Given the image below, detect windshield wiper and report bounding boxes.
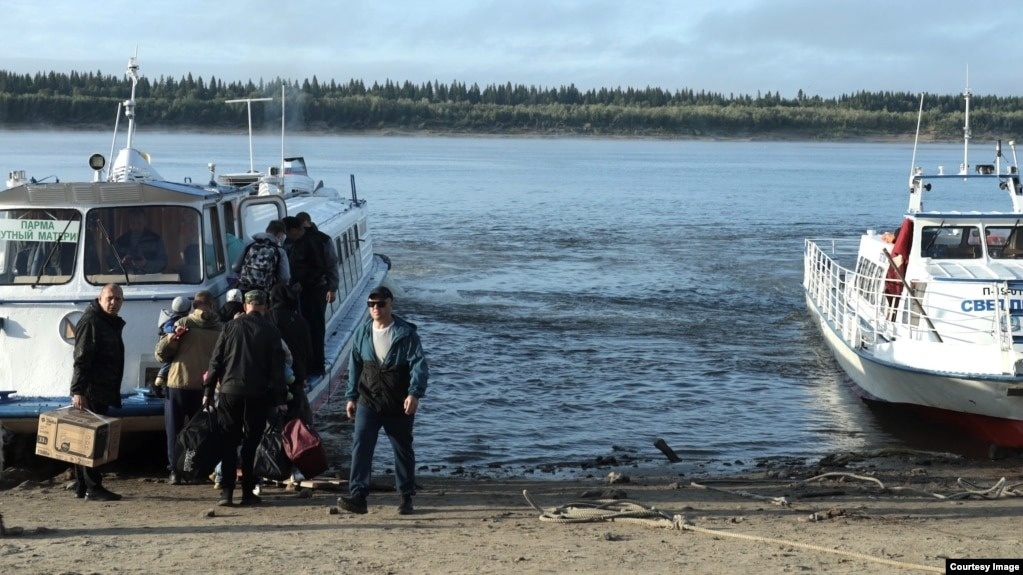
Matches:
[31,217,77,288]
[93,218,130,285]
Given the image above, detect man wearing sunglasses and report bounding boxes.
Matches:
[339,285,429,516]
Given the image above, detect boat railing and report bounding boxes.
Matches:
[804,238,1013,351]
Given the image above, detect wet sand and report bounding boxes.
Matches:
[2,450,1023,574]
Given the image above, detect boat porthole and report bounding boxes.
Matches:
[59,311,84,345]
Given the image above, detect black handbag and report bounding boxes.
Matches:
[175,409,221,482]
[253,415,292,481]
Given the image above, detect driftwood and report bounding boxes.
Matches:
[653,437,682,462]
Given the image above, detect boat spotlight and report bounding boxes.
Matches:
[88,154,105,171]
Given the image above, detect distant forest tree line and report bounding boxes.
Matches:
[2,69,1023,140]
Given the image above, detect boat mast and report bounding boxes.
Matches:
[961,69,971,175]
[123,51,140,152]
[225,96,273,173]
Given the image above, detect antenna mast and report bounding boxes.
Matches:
[124,48,140,151]
[961,67,971,175]
[225,97,273,172]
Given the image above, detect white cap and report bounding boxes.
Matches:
[226,288,243,303]
[171,296,191,313]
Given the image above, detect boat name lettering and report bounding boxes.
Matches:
[962,299,1023,312]
[981,287,1023,296]
[0,220,80,243]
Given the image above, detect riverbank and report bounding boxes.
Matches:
[1,450,1021,574]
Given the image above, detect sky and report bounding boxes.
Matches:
[6,0,1023,99]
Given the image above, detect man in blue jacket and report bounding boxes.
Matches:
[339,285,429,515]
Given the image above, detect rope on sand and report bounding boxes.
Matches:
[522,490,943,574]
[805,472,1023,500]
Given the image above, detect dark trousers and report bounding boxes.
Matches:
[349,404,416,498]
[164,388,204,471]
[300,286,327,374]
[74,403,109,492]
[217,393,269,493]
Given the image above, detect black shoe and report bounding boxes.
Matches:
[239,494,262,506]
[85,487,122,502]
[168,472,181,485]
[397,495,414,515]
[339,494,368,514]
[217,490,234,507]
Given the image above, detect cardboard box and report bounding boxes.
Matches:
[35,407,121,467]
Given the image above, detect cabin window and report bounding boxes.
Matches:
[854,257,884,307]
[919,226,982,259]
[984,226,1023,259]
[0,208,81,285]
[84,206,203,285]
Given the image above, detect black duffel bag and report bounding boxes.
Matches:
[175,409,221,482]
[253,414,292,481]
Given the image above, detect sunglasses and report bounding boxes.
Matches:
[367,300,389,308]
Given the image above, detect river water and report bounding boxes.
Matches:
[2,130,999,477]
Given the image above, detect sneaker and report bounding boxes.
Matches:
[338,494,368,514]
[85,487,122,502]
[239,494,262,506]
[397,495,414,515]
[168,472,181,485]
[213,481,221,490]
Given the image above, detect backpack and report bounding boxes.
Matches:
[282,418,328,478]
[174,410,221,482]
[238,237,280,291]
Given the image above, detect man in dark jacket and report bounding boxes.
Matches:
[339,286,429,516]
[266,282,313,424]
[203,289,288,506]
[282,216,329,376]
[70,283,126,501]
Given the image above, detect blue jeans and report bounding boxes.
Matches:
[349,404,416,498]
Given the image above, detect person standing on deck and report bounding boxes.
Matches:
[282,216,329,376]
[70,283,126,502]
[339,286,429,515]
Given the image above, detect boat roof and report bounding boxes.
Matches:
[0,180,238,206]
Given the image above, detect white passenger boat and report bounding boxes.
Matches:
[804,86,1023,448]
[0,56,389,439]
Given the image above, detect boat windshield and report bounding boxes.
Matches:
[920,225,983,259]
[986,225,1023,259]
[0,208,83,285]
[84,206,204,285]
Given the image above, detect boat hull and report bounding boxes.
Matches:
[806,294,1023,447]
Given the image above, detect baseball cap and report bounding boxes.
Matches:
[225,288,243,303]
[244,289,268,305]
[171,296,191,313]
[368,285,393,300]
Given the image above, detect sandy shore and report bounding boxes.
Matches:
[2,450,1023,574]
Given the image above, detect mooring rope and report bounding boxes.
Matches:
[522,490,943,574]
[805,472,1023,500]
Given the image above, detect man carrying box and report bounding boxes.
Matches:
[70,283,126,502]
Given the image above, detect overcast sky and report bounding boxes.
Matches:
[6,0,1021,98]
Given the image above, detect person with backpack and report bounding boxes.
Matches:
[232,220,290,294]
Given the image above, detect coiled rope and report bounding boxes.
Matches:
[522,490,942,574]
